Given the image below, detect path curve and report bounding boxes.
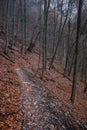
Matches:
[16,68,85,130]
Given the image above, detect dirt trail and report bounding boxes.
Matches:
[16,68,86,130]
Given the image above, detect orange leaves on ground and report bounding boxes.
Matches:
[0,52,24,129]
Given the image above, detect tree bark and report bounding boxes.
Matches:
[70,0,83,103]
[4,0,9,54]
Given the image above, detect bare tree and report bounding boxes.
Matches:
[70,0,83,103]
[4,0,9,54]
[41,0,51,79]
[21,0,26,54]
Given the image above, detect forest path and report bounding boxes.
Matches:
[16,68,83,130]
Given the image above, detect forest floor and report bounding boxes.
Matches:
[0,44,87,130]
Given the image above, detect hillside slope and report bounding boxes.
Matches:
[0,45,87,129]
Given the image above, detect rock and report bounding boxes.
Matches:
[62,125,66,129]
[50,103,56,108]
[84,125,87,129]
[48,124,56,130]
[5,94,10,98]
[34,101,37,105]
[65,112,69,116]
[27,112,32,116]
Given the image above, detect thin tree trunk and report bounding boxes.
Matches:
[70,0,83,103]
[11,0,16,48]
[21,0,26,54]
[4,0,9,54]
[41,0,50,79]
[24,0,26,50]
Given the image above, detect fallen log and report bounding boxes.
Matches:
[0,52,15,63]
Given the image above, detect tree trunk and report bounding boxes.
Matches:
[41,0,50,79]
[11,0,16,48]
[70,0,83,103]
[21,0,26,54]
[4,0,9,54]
